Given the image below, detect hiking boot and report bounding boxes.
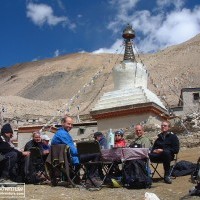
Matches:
[0,178,18,187]
[85,177,102,188]
[164,176,172,184]
[92,177,103,187]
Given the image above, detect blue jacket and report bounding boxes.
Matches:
[42,144,50,151]
[51,128,79,165]
[99,135,107,149]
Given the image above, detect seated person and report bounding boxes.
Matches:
[93,131,108,179]
[24,132,50,183]
[51,116,79,165]
[129,124,152,148]
[149,121,179,184]
[24,132,49,156]
[0,123,30,184]
[114,129,126,148]
[93,131,107,149]
[51,116,102,185]
[41,134,51,151]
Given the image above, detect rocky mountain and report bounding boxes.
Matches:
[0,34,200,120]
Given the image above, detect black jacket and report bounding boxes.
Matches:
[152,132,179,155]
[0,135,22,156]
[24,140,44,153]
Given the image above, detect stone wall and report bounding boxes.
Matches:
[178,132,200,148]
[182,90,200,115]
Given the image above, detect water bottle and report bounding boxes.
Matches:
[107,128,114,149]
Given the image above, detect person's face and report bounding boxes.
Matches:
[63,117,73,132]
[5,132,13,139]
[33,133,41,143]
[96,136,101,141]
[135,125,144,137]
[43,140,49,145]
[115,134,122,141]
[161,122,170,132]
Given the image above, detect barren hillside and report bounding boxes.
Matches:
[0,34,200,119]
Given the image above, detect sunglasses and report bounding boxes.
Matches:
[115,134,122,136]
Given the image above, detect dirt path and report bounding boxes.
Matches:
[24,147,200,200]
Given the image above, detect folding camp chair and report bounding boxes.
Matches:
[28,147,47,183]
[151,153,178,179]
[45,144,76,187]
[76,140,114,190]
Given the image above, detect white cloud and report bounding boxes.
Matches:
[109,0,139,11]
[54,49,60,57]
[56,0,65,10]
[155,8,200,47]
[92,39,124,54]
[108,0,139,33]
[32,58,38,62]
[137,6,200,52]
[26,2,76,29]
[103,0,200,53]
[156,0,185,10]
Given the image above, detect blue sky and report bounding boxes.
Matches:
[0,0,200,68]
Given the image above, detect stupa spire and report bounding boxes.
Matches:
[122,24,135,62]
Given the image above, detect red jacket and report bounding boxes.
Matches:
[115,139,126,147]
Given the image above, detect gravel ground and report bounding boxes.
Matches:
[21,147,200,200]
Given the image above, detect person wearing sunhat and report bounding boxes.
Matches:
[114,129,126,148]
[0,123,30,184]
[41,134,51,151]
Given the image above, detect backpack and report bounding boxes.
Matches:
[191,157,200,183]
[171,160,197,177]
[122,159,152,189]
[189,157,200,197]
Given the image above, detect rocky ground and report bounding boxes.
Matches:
[23,147,199,200]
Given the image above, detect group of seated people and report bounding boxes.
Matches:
[0,116,179,186]
[94,124,152,149]
[93,122,179,184]
[0,124,51,184]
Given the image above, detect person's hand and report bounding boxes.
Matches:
[153,149,163,154]
[43,150,49,155]
[22,151,30,156]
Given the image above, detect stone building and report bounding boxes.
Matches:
[171,87,200,116]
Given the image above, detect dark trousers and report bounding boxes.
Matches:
[24,155,46,179]
[149,151,174,176]
[1,151,18,179]
[79,153,101,178]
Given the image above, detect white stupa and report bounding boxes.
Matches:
[91,24,168,131]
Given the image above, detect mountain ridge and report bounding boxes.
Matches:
[0,34,200,119]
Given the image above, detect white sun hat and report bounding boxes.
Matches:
[41,135,50,141]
